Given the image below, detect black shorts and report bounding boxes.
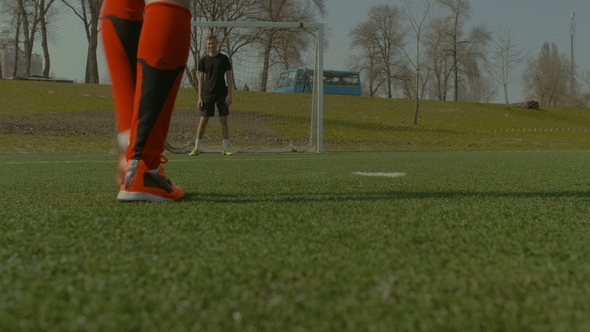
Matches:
[201,94,229,117]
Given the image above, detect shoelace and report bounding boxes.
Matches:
[156,155,169,176]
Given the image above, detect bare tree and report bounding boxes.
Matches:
[393,61,416,99]
[187,1,206,89]
[350,4,405,99]
[12,9,22,76]
[522,42,570,106]
[347,33,386,97]
[436,0,470,101]
[1,0,58,77]
[0,0,22,76]
[425,1,490,103]
[423,16,453,101]
[484,30,526,108]
[581,70,590,84]
[580,70,590,91]
[62,0,102,83]
[16,0,42,76]
[38,0,57,77]
[187,0,258,89]
[250,0,325,92]
[456,24,491,102]
[0,27,10,78]
[460,73,496,103]
[579,70,590,108]
[399,0,432,124]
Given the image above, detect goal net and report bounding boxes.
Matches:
[166,21,324,154]
[166,21,590,154]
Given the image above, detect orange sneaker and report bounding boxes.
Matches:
[117,156,184,202]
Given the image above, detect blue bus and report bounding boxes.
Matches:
[276,68,362,96]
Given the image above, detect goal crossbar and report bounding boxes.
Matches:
[191,21,324,153]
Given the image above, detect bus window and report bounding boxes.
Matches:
[345,75,359,86]
[278,72,287,87]
[277,69,361,96]
[287,70,297,86]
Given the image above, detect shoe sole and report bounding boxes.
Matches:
[117,190,182,202]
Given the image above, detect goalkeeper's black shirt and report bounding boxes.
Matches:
[198,53,232,97]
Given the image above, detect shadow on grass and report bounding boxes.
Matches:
[183,190,590,204]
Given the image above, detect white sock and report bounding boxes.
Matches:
[223,139,229,149]
[117,130,130,150]
[195,138,201,150]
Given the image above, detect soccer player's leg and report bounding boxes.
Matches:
[101,0,144,183]
[190,99,214,155]
[118,0,191,202]
[218,96,232,155]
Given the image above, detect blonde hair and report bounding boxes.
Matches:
[205,35,217,42]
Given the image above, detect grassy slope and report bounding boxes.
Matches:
[0,80,114,114]
[1,151,590,330]
[1,79,590,153]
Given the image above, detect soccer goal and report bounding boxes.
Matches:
[167,21,324,154]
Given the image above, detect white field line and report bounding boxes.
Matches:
[1,157,311,165]
[353,171,406,178]
[2,160,113,165]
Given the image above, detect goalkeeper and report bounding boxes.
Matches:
[189,35,234,156]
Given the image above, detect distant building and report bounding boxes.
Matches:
[0,27,43,78]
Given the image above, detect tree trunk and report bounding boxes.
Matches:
[386,75,392,98]
[413,29,421,125]
[414,65,420,124]
[63,0,102,83]
[413,91,419,124]
[503,83,509,108]
[40,0,55,77]
[85,0,101,84]
[17,0,33,76]
[12,13,22,77]
[260,35,273,92]
[40,7,50,77]
[453,38,458,101]
[85,39,99,83]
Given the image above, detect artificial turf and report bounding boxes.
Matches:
[1,150,590,331]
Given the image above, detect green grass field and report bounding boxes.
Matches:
[2,80,590,330]
[2,151,590,331]
[2,79,590,154]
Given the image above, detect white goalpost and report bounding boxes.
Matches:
[172,20,324,153]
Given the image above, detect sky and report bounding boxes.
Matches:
[34,0,590,103]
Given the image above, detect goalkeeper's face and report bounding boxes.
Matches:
[206,39,219,56]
